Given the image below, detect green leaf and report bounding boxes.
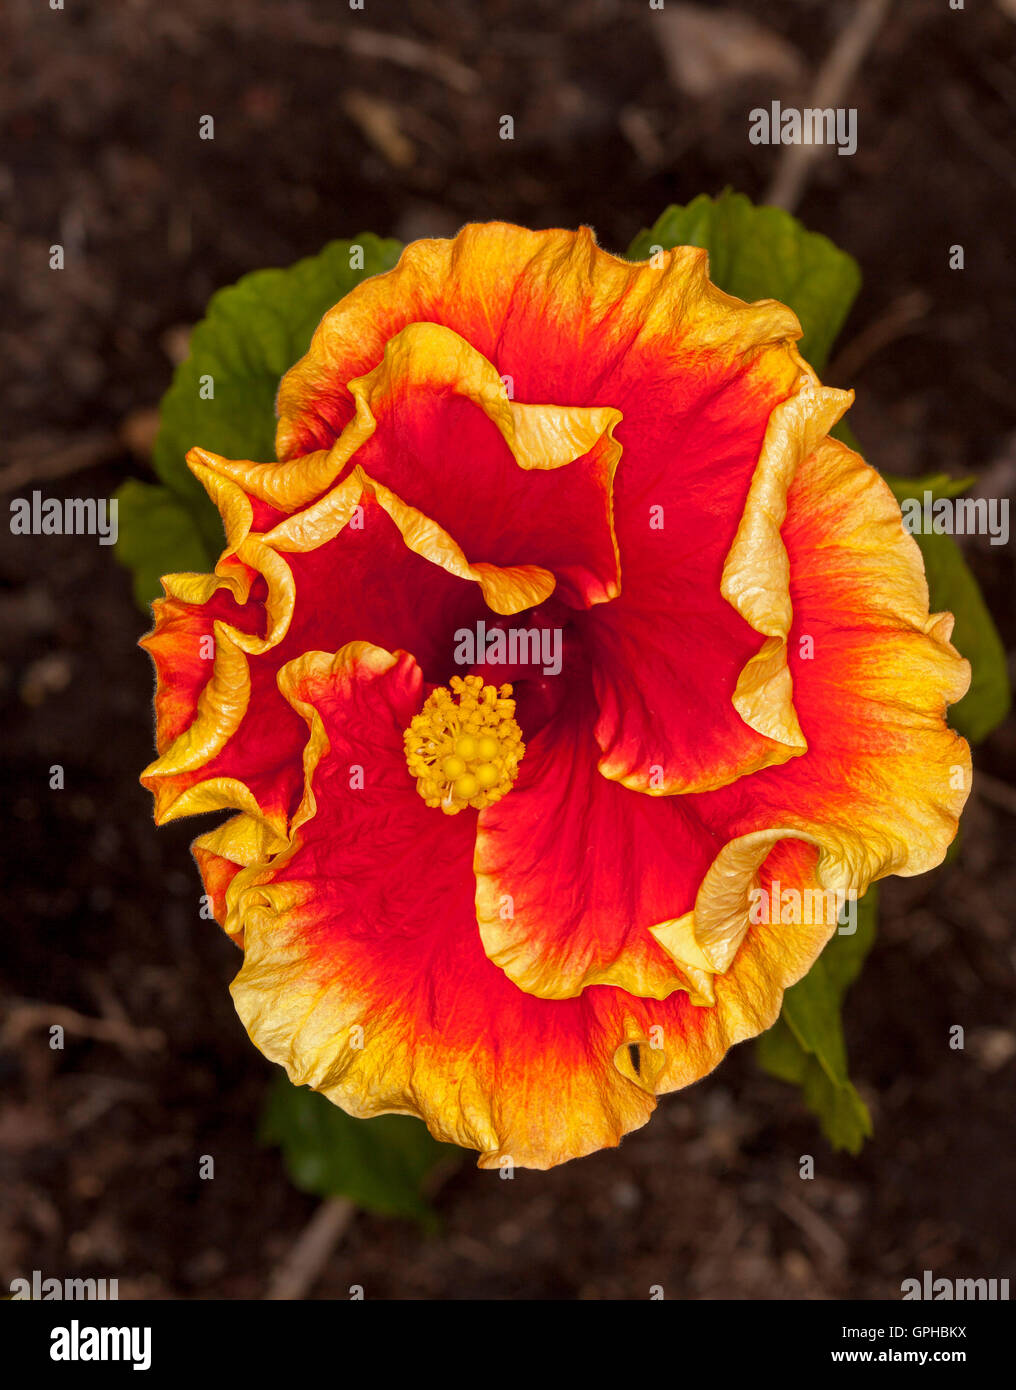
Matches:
[113,479,218,609]
[260,1076,461,1227]
[781,891,877,1090]
[754,1015,809,1086]
[884,473,1011,742]
[757,1020,873,1155]
[756,886,878,1153]
[800,1064,872,1154]
[885,472,975,504]
[116,234,403,607]
[627,190,861,373]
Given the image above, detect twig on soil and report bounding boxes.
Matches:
[342,91,416,169]
[766,0,893,213]
[1,1000,164,1057]
[0,432,122,496]
[266,14,480,95]
[264,1197,356,1300]
[777,1190,848,1269]
[344,28,480,95]
[64,1077,150,1134]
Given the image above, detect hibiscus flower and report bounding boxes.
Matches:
[141,222,970,1169]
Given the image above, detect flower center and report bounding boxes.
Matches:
[403,675,525,815]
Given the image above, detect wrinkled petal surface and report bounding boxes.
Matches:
[141,221,971,1170]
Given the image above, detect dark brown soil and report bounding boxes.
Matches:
[2,0,1015,1299]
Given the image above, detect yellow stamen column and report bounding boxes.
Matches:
[404,675,525,814]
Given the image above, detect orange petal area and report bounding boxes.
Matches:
[686,437,971,901]
[141,450,537,846]
[225,643,655,1168]
[226,643,837,1167]
[648,828,835,997]
[621,835,840,1096]
[474,682,724,1001]
[347,325,622,609]
[273,221,859,794]
[142,582,261,755]
[587,366,852,796]
[192,813,287,938]
[274,224,808,462]
[139,220,976,1169]
[205,322,623,611]
[720,377,851,752]
[140,525,295,837]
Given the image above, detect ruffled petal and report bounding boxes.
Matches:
[685,438,971,897]
[140,219,973,1171]
[192,813,285,937]
[276,223,807,460]
[346,324,622,609]
[616,836,838,1096]
[227,643,660,1168]
[228,645,842,1166]
[585,367,851,796]
[141,454,527,837]
[215,322,623,610]
[273,222,858,794]
[474,681,723,1001]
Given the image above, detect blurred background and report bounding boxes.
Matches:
[2,0,1015,1299]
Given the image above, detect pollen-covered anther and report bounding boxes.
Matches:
[403,674,525,814]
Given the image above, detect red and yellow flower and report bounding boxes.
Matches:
[141,222,970,1169]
